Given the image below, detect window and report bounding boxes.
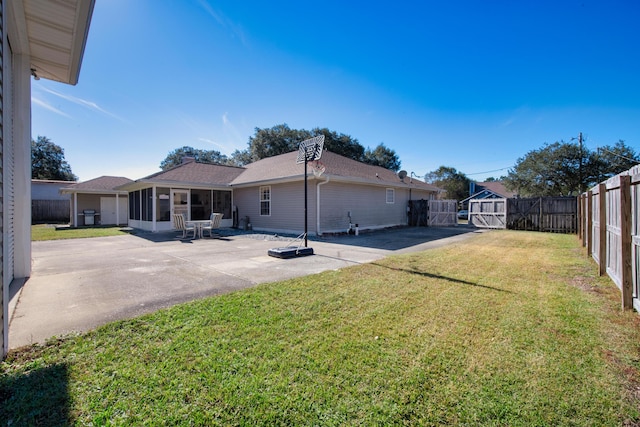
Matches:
[386,188,395,204]
[129,190,141,220]
[157,188,170,221]
[260,186,271,216]
[142,188,153,221]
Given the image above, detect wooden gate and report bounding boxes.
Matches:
[408,200,457,226]
[469,198,507,229]
[408,200,429,226]
[428,200,457,226]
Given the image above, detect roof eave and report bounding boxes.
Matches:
[116,179,234,192]
[18,0,96,85]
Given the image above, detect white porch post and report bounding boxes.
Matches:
[152,186,157,232]
[12,52,31,280]
[115,194,120,225]
[73,192,78,227]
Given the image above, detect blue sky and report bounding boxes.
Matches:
[32,0,640,182]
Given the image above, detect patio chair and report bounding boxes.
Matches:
[202,213,223,238]
[172,213,196,239]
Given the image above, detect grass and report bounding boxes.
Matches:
[3,230,640,425]
[31,224,132,241]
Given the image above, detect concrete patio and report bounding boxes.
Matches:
[9,226,484,349]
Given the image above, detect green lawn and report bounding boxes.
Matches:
[31,224,132,241]
[3,230,639,425]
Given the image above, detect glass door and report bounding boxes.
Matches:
[171,190,190,219]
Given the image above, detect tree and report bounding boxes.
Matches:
[594,140,639,181]
[425,166,470,200]
[504,139,639,197]
[229,124,308,165]
[31,136,77,181]
[160,146,228,170]
[363,143,401,172]
[505,141,597,197]
[309,127,365,162]
[230,124,402,170]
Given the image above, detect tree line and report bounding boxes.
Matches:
[160,124,401,172]
[32,130,638,201]
[425,139,638,200]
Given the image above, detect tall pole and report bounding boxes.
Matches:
[304,156,308,247]
[578,132,583,193]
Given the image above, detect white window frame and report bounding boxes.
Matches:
[260,186,271,216]
[386,188,395,204]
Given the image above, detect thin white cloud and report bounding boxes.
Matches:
[499,117,516,128]
[31,97,72,118]
[220,112,246,151]
[198,137,226,151]
[39,87,128,123]
[197,0,249,47]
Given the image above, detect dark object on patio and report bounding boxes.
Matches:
[268,246,314,258]
[268,233,314,258]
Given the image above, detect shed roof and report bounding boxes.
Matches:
[61,176,132,193]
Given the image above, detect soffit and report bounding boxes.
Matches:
[21,0,95,85]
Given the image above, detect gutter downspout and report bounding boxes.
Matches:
[316,176,330,236]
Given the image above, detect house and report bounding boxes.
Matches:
[2,0,95,357]
[118,150,441,236]
[60,176,133,226]
[459,181,518,209]
[32,179,75,223]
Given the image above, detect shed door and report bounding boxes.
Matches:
[100,196,128,225]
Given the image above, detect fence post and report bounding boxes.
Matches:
[598,183,607,276]
[578,193,587,247]
[620,175,633,309]
[587,191,593,255]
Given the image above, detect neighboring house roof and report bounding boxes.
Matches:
[14,0,95,85]
[231,150,441,192]
[460,181,518,204]
[475,181,517,198]
[61,176,133,194]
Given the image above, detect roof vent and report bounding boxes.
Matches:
[182,156,196,164]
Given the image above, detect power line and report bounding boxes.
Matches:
[466,166,512,176]
[598,147,639,163]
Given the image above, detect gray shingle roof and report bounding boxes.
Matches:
[117,150,440,193]
[141,162,245,186]
[232,150,441,192]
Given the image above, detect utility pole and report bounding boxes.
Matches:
[578,132,583,193]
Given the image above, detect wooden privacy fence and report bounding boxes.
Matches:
[32,200,70,224]
[470,197,577,233]
[579,164,640,311]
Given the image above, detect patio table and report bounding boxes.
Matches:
[186,219,212,239]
